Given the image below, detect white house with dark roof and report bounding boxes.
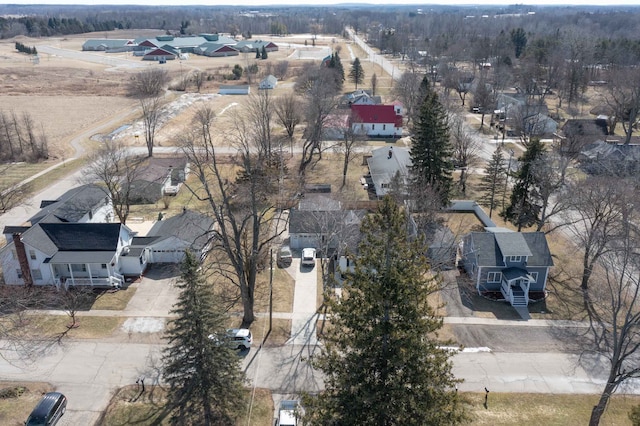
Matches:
[366,146,412,198]
[0,223,134,288]
[461,229,553,308]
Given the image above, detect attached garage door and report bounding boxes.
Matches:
[152,249,185,263]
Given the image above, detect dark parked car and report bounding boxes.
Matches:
[277,245,293,268]
[25,392,67,426]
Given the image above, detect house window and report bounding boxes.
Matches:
[383,124,386,130]
[529,272,538,282]
[31,269,42,280]
[71,264,87,272]
[487,272,502,283]
[29,250,36,260]
[508,256,522,263]
[101,264,108,269]
[372,124,375,130]
[16,269,22,279]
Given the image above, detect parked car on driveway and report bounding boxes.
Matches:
[301,248,316,268]
[277,245,293,268]
[276,400,302,426]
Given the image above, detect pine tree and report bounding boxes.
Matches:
[255,48,260,59]
[163,251,246,426]
[349,57,365,89]
[410,76,454,205]
[327,52,345,90]
[304,196,466,425]
[478,144,507,218]
[502,137,546,231]
[261,45,267,59]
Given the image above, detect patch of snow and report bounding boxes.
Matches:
[122,317,165,333]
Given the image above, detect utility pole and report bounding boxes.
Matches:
[269,248,273,333]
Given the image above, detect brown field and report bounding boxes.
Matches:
[1,30,389,164]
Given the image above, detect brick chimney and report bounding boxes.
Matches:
[12,233,33,286]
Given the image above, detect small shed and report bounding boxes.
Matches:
[219,85,250,95]
[259,75,278,90]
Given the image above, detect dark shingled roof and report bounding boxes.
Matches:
[147,209,213,250]
[29,184,108,224]
[39,223,121,251]
[467,231,553,268]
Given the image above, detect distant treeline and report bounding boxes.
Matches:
[14,42,36,55]
[0,16,128,38]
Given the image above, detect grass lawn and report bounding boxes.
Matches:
[0,382,55,426]
[99,385,273,426]
[90,286,137,311]
[21,315,123,339]
[464,392,640,426]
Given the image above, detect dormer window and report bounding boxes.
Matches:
[508,256,523,262]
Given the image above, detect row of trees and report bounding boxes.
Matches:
[14,42,36,55]
[0,110,48,163]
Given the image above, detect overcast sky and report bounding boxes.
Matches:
[4,1,640,6]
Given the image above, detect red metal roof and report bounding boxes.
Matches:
[351,104,402,127]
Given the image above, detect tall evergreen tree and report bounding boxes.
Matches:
[502,138,546,231]
[304,196,466,425]
[327,52,345,90]
[261,45,268,59]
[478,144,507,218]
[410,77,454,205]
[163,252,246,426]
[349,57,365,89]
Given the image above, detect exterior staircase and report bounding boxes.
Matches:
[511,289,527,307]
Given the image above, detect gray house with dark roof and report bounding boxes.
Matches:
[28,184,113,225]
[461,229,553,307]
[288,209,366,254]
[366,146,412,198]
[145,209,214,263]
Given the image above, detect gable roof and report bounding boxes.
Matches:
[29,184,108,225]
[351,104,402,127]
[38,223,122,251]
[366,146,412,196]
[289,209,366,235]
[137,156,188,184]
[147,209,213,250]
[467,231,553,268]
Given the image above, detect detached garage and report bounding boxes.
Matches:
[219,85,250,95]
[145,209,214,263]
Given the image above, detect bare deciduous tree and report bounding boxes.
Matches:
[449,113,481,195]
[562,176,631,291]
[602,66,640,144]
[299,69,340,176]
[332,111,367,189]
[84,142,145,225]
[128,68,169,98]
[180,109,284,326]
[392,71,423,126]
[140,96,162,157]
[586,228,640,426]
[245,90,274,159]
[274,93,302,149]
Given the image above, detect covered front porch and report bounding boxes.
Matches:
[500,267,535,307]
[46,251,124,290]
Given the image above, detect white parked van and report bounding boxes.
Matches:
[277,400,301,426]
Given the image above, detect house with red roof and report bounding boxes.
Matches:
[350,104,403,138]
